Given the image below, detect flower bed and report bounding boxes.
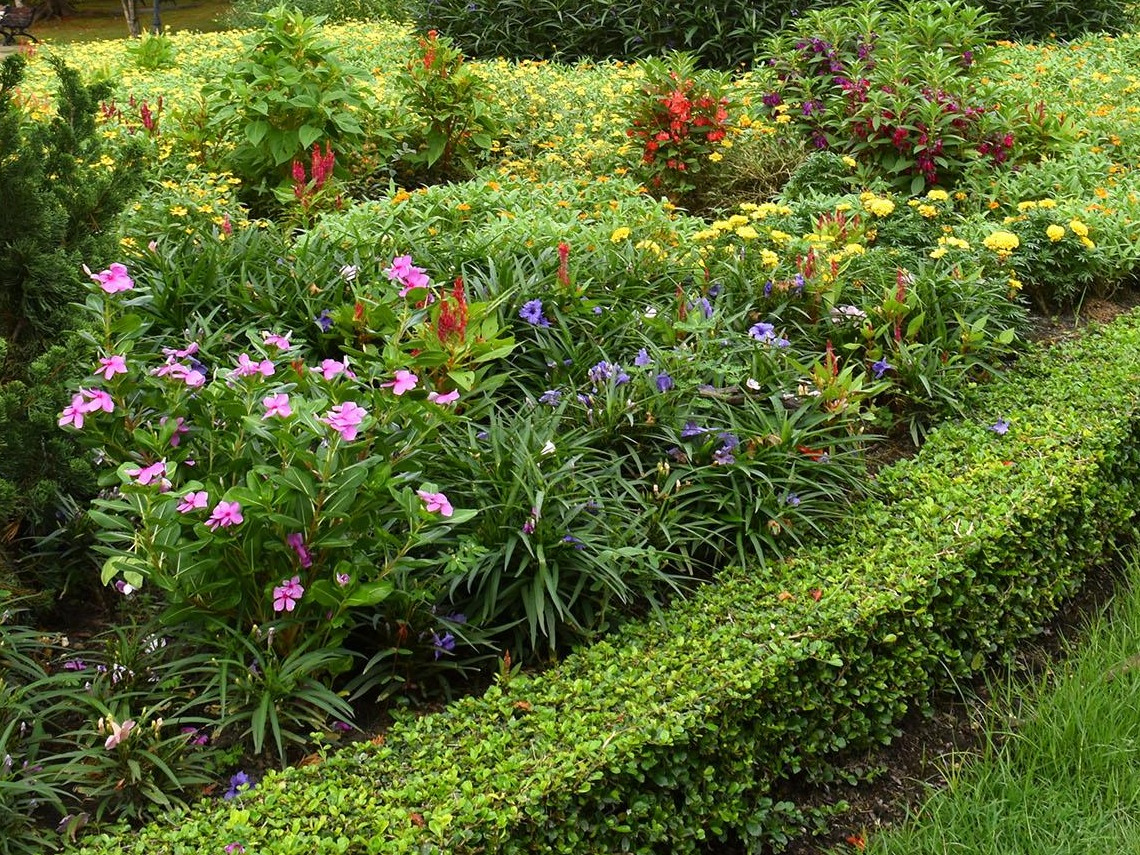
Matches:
[75,308,1140,854]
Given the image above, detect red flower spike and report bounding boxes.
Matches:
[557,242,570,287]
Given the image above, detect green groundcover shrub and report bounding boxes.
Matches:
[413,0,1134,68]
[75,308,1140,853]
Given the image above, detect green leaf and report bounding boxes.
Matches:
[298,124,323,149]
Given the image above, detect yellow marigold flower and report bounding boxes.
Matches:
[1037,199,1057,208]
[1046,224,1066,241]
[860,194,895,217]
[930,247,948,259]
[739,115,753,128]
[983,230,1020,253]
[844,243,865,256]
[760,249,780,268]
[709,152,724,162]
[1069,218,1089,237]
[926,189,949,202]
[727,214,749,227]
[1080,235,1096,249]
[693,229,719,243]
[842,156,857,168]
[735,225,759,240]
[1017,200,1038,212]
[711,220,731,232]
[170,206,188,217]
[610,227,631,243]
[918,204,938,218]
[775,114,792,124]
[1008,276,1023,292]
[769,230,792,245]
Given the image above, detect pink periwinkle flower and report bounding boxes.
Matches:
[176,490,209,514]
[232,353,274,379]
[314,357,356,381]
[96,355,128,380]
[161,342,199,359]
[335,572,351,587]
[79,388,114,414]
[58,393,88,429]
[160,415,189,447]
[321,401,368,441]
[286,533,313,568]
[382,369,419,396]
[205,500,243,531]
[262,393,293,420]
[416,490,454,518]
[384,255,431,297]
[272,575,305,612]
[85,262,134,294]
[427,389,460,405]
[261,331,292,350]
[126,459,168,487]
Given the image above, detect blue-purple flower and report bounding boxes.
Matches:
[519,299,551,327]
[655,372,674,393]
[315,309,333,332]
[989,417,1011,435]
[223,771,254,800]
[539,389,561,406]
[680,421,706,439]
[872,357,893,379]
[634,348,652,367]
[430,631,456,660]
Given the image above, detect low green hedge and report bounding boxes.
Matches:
[79,311,1140,853]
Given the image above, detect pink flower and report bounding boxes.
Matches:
[96,355,128,380]
[126,460,168,487]
[78,388,114,414]
[58,393,88,429]
[261,331,292,350]
[176,490,209,513]
[205,500,243,531]
[160,415,189,446]
[161,342,199,359]
[427,389,460,405]
[417,490,454,518]
[153,359,207,388]
[85,262,134,294]
[335,572,351,587]
[232,353,274,378]
[272,575,305,612]
[321,401,367,441]
[285,533,312,568]
[313,357,355,381]
[104,718,136,749]
[262,393,292,419]
[382,369,418,396]
[384,255,431,297]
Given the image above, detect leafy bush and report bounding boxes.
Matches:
[622,52,733,201]
[759,0,1038,195]
[0,54,144,595]
[203,6,373,206]
[71,308,1140,855]
[973,0,1136,40]
[228,0,414,28]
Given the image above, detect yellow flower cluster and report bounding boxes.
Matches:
[983,230,1020,254]
[860,192,895,217]
[1046,224,1066,241]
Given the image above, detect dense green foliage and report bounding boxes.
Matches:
[74,306,1140,853]
[0,55,143,590]
[414,0,1136,67]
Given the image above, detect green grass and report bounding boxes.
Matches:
[864,556,1140,855]
[29,0,232,44]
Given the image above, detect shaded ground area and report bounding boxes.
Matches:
[27,0,231,43]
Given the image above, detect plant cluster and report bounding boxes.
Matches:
[623,52,733,200]
[759,1,1038,194]
[72,304,1140,855]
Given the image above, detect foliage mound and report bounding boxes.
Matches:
[72,306,1140,853]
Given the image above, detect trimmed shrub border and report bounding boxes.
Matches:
[81,310,1140,854]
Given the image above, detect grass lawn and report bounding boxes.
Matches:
[29,0,232,43]
[864,553,1140,855]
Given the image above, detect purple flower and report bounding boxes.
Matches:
[655,372,674,393]
[680,421,706,439]
[430,631,456,660]
[634,348,652,367]
[286,533,313,568]
[315,309,333,332]
[689,297,714,319]
[519,299,551,327]
[718,432,740,450]
[562,534,585,550]
[872,357,893,379]
[989,417,1011,435]
[763,280,774,298]
[785,493,801,507]
[63,659,86,671]
[181,727,209,747]
[522,519,536,535]
[223,771,253,800]
[331,721,352,733]
[712,446,735,466]
[539,389,561,406]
